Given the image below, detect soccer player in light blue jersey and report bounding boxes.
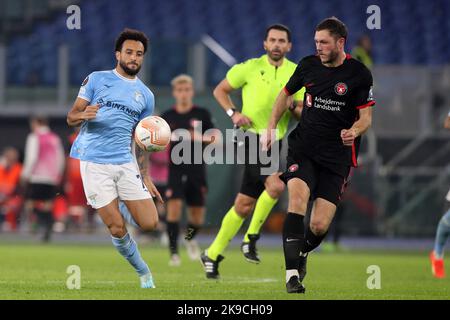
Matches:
[67,29,162,288]
[429,111,450,279]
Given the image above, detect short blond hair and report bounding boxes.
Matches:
[171,74,194,87]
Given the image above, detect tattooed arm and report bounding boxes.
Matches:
[135,144,163,203]
[135,144,149,179]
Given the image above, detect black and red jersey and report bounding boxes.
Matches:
[161,105,214,171]
[284,54,375,168]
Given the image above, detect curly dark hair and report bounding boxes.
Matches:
[114,28,149,53]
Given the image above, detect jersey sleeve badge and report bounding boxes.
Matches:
[81,76,89,86]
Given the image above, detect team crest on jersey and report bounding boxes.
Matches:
[305,93,313,107]
[81,76,89,86]
[134,91,143,103]
[334,82,348,96]
[288,164,299,172]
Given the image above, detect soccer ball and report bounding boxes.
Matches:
[134,116,171,152]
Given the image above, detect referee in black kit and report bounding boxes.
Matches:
[262,17,375,293]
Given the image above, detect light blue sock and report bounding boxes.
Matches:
[119,201,139,228]
[434,208,450,258]
[112,233,150,277]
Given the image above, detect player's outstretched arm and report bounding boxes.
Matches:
[444,115,450,130]
[261,90,290,150]
[341,107,373,146]
[66,98,99,127]
[213,79,252,127]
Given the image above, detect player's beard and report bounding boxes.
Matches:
[267,49,285,62]
[120,60,141,76]
[321,48,340,65]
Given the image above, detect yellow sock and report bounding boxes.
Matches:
[207,207,244,260]
[244,191,277,242]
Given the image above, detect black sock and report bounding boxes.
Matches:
[302,224,328,253]
[282,213,305,271]
[35,209,53,226]
[185,223,200,241]
[35,209,53,242]
[167,222,179,255]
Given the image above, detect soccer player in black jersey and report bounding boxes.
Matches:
[262,17,375,293]
[161,74,220,266]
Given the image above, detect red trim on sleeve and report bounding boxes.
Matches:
[356,101,375,110]
[351,143,358,167]
[283,87,292,96]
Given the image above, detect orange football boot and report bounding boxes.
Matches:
[430,251,445,278]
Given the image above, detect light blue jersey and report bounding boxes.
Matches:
[70,69,154,164]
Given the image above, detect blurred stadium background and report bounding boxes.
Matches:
[0,0,449,246]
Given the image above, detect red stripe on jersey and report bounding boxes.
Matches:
[356,101,375,110]
[338,167,354,202]
[283,87,292,96]
[351,142,358,167]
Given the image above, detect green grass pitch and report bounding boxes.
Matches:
[0,244,448,300]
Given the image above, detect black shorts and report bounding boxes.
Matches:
[154,184,168,202]
[26,183,57,201]
[166,167,207,206]
[280,151,351,206]
[237,132,283,199]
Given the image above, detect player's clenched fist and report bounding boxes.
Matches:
[341,128,357,146]
[81,104,100,120]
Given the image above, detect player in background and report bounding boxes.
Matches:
[161,74,221,266]
[147,147,170,244]
[201,24,304,279]
[21,116,65,242]
[263,17,374,293]
[429,111,450,278]
[351,34,373,70]
[66,28,162,288]
[0,147,22,231]
[61,127,96,232]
